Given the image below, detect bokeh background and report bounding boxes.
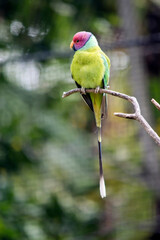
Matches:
[0,0,160,239]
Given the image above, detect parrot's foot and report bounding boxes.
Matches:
[107,85,110,89]
[95,86,100,94]
[80,87,86,95]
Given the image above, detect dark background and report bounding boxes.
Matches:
[0,0,160,239]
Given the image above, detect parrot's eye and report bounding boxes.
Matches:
[76,40,79,43]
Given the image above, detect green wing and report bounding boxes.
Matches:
[100,52,110,118]
[100,52,110,87]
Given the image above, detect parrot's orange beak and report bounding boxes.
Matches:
[70,40,74,49]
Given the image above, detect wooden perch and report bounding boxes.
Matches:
[62,88,160,147]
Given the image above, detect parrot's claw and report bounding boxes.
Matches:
[95,86,100,94]
[107,85,110,89]
[80,87,86,95]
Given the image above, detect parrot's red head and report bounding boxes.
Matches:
[70,31,92,51]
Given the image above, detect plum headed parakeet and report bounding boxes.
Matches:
[70,31,110,198]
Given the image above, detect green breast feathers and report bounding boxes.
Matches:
[71,46,109,89]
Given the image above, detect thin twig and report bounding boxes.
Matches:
[62,88,160,146]
[151,98,160,111]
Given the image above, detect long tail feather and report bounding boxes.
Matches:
[90,93,106,198]
[98,127,106,198]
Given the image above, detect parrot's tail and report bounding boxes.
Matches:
[90,93,106,198]
[98,127,106,198]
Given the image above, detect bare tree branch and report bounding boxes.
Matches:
[62,88,160,146]
[151,98,160,111]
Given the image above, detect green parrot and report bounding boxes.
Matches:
[70,31,110,198]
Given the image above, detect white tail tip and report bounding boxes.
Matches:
[100,176,106,198]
